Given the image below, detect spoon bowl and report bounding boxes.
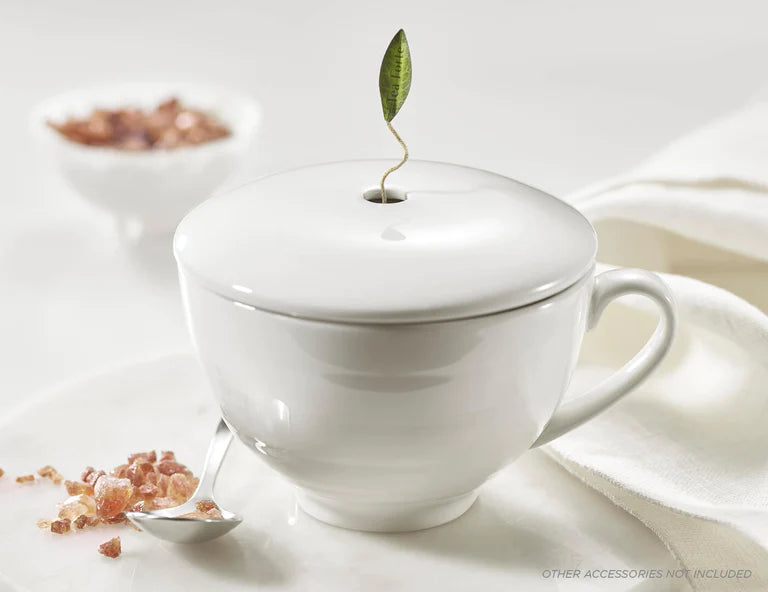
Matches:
[127,419,241,543]
[127,508,242,544]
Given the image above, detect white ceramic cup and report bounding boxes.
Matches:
[178,260,675,533]
[175,160,676,532]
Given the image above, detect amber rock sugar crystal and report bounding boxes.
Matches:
[38,465,64,484]
[49,98,230,151]
[37,449,203,557]
[179,499,224,520]
[98,537,121,559]
[50,519,71,534]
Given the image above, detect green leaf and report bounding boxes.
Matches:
[379,29,412,122]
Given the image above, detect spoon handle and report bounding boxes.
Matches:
[193,419,234,500]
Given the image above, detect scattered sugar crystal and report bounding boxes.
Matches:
[37,448,205,555]
[127,451,156,464]
[65,480,93,496]
[72,515,100,529]
[98,537,121,559]
[58,494,97,520]
[101,512,128,525]
[155,460,191,476]
[94,476,134,518]
[138,483,160,498]
[37,465,63,484]
[51,519,71,534]
[177,500,224,520]
[145,496,175,510]
[82,468,106,487]
[111,464,129,479]
[167,473,197,502]
[196,500,219,513]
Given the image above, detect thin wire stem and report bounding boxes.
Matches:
[380,121,409,203]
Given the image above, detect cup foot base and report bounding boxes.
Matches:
[295,488,478,532]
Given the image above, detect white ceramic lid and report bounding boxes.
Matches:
[174,160,597,323]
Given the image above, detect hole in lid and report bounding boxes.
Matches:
[363,187,407,204]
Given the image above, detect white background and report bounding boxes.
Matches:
[2,0,767,413]
[1,2,765,586]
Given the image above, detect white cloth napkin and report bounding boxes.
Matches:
[548,102,768,591]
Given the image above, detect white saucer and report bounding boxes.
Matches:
[0,354,677,591]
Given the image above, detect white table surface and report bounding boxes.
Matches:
[1,1,766,589]
[0,354,681,592]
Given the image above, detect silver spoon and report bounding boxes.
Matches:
[126,419,242,543]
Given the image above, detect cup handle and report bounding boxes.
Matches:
[532,268,676,447]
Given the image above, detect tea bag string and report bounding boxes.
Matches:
[380,121,409,203]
